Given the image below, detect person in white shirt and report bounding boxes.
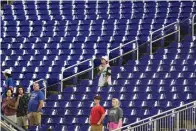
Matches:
[98,56,112,87]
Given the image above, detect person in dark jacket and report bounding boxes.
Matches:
[15,85,30,129]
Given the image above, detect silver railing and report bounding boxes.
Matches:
[150,21,180,55]
[28,79,47,99]
[60,58,94,92]
[108,39,139,62]
[60,40,139,92]
[113,101,196,131]
[192,14,196,36]
[1,114,26,131]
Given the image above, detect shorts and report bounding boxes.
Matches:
[108,122,122,131]
[91,124,103,131]
[17,116,28,126]
[28,112,42,126]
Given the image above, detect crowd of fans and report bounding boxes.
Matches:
[1,69,44,130]
[1,56,124,131]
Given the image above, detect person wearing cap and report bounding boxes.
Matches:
[89,96,105,131]
[107,98,123,131]
[98,56,112,87]
[2,69,15,98]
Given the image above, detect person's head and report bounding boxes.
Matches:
[16,85,25,96]
[6,88,13,97]
[2,69,12,79]
[33,82,40,91]
[94,96,101,105]
[112,98,120,108]
[101,56,109,65]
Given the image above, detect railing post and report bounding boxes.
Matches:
[192,14,196,36]
[153,119,156,131]
[178,22,181,42]
[176,112,180,131]
[136,41,139,61]
[44,80,47,99]
[91,58,94,80]
[150,32,153,55]
[120,43,123,65]
[61,69,64,92]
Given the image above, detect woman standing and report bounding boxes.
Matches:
[2,88,17,123]
[107,98,123,131]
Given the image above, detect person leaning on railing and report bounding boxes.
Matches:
[98,56,112,87]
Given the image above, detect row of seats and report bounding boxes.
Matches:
[44,91,195,101]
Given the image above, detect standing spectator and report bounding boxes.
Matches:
[28,82,44,126]
[98,56,112,87]
[2,69,15,98]
[15,85,30,129]
[2,88,17,123]
[107,98,123,131]
[89,96,105,131]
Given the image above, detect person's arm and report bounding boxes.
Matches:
[118,118,123,128]
[98,65,105,74]
[105,67,111,83]
[7,100,17,109]
[117,108,123,128]
[37,100,44,112]
[37,92,44,112]
[15,95,21,109]
[97,114,105,125]
[24,94,30,114]
[89,115,91,124]
[8,78,14,89]
[97,107,106,125]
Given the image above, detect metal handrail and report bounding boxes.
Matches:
[113,100,196,131]
[1,114,26,131]
[192,14,196,36]
[60,40,139,92]
[60,58,94,92]
[62,58,92,72]
[28,78,47,99]
[150,21,180,55]
[109,39,139,61]
[60,21,181,93]
[125,104,196,131]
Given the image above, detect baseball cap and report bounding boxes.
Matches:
[101,56,109,62]
[2,69,12,74]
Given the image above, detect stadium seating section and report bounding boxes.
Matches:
[1,1,196,131]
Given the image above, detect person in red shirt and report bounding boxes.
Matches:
[89,96,105,131]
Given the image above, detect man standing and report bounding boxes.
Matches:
[98,56,112,87]
[89,96,105,131]
[28,82,44,126]
[15,86,30,130]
